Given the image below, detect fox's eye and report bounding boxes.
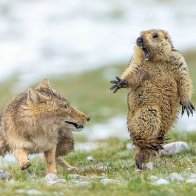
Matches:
[152,33,158,39]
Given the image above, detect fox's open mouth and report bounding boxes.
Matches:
[65,121,84,129]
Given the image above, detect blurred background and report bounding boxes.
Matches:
[0,0,196,149]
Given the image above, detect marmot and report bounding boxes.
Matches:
[110,29,194,170]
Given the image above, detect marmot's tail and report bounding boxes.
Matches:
[133,136,171,151]
[0,127,9,156]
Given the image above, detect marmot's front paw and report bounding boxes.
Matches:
[110,76,128,93]
[180,101,195,117]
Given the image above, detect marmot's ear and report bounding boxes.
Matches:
[37,78,51,89]
[162,30,175,49]
[27,88,48,104]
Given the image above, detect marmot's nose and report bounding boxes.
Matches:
[136,36,144,46]
[87,117,90,121]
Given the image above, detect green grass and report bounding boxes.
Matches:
[0,51,196,195]
[0,132,195,196]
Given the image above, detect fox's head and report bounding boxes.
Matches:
[27,79,90,131]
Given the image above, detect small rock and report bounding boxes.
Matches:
[186,178,196,184]
[47,178,67,186]
[100,178,121,185]
[55,179,67,184]
[45,173,58,182]
[45,173,67,185]
[146,162,153,170]
[153,178,170,185]
[87,156,94,161]
[126,143,135,150]
[0,170,12,180]
[168,173,184,182]
[161,142,189,156]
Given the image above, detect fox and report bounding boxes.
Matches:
[0,79,90,174]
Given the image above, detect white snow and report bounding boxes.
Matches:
[168,172,184,182]
[0,0,196,87]
[153,178,170,185]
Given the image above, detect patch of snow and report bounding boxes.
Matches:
[80,116,129,141]
[168,173,184,182]
[186,178,196,184]
[0,0,196,86]
[75,142,99,151]
[176,113,196,132]
[153,178,170,185]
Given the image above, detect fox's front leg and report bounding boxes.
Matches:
[44,147,57,174]
[13,148,31,170]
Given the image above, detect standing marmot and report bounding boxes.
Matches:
[110,29,194,170]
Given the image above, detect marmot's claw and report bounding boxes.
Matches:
[110,85,119,93]
[110,76,128,93]
[181,101,195,117]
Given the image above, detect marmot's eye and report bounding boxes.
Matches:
[152,33,158,39]
[64,104,68,108]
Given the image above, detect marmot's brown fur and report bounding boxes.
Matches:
[110,29,194,170]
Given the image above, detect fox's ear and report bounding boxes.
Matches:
[27,88,47,104]
[37,78,50,89]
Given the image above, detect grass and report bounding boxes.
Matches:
[0,132,195,196]
[0,51,196,195]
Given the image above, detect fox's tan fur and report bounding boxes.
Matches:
[0,79,89,174]
[110,29,194,170]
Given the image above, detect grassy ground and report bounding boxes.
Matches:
[0,51,196,195]
[0,132,195,196]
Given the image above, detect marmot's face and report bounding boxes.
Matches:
[136,29,173,61]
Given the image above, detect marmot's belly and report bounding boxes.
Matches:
[128,79,179,121]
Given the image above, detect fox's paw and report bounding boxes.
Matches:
[110,76,128,93]
[67,166,79,173]
[180,101,195,117]
[20,161,31,170]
